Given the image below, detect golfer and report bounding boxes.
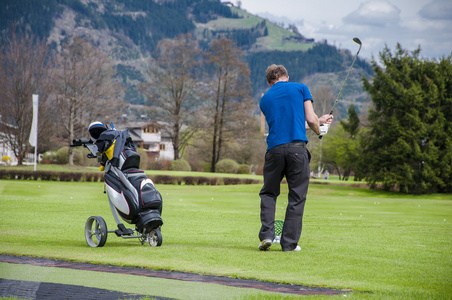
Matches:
[258,64,333,252]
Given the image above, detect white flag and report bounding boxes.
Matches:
[29,94,39,147]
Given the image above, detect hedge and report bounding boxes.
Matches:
[0,169,104,182]
[0,169,261,185]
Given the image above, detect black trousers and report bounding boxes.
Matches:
[259,142,310,251]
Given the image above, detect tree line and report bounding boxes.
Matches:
[1,23,450,193]
[0,28,257,173]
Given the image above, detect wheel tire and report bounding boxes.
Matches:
[149,229,162,247]
[85,216,108,247]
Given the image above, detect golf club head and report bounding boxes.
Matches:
[353,37,362,45]
[353,37,362,54]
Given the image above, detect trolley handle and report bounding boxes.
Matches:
[71,138,99,158]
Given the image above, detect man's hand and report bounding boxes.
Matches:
[318,114,333,139]
[319,114,333,125]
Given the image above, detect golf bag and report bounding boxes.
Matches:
[95,128,163,235]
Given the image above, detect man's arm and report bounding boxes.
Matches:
[304,100,320,135]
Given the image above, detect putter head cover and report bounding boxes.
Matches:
[88,121,107,139]
[319,123,329,136]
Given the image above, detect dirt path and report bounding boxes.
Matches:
[0,254,347,299]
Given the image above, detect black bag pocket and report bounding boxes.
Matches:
[125,169,163,210]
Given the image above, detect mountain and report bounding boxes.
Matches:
[0,0,373,118]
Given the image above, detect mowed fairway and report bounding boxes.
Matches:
[0,179,451,299]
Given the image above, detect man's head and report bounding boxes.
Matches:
[266,64,289,86]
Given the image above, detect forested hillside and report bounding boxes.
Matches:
[0,0,372,116]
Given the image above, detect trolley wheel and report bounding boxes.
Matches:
[149,228,162,247]
[85,216,108,247]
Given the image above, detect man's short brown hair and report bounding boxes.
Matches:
[266,64,288,85]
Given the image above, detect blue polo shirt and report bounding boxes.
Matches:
[260,81,313,150]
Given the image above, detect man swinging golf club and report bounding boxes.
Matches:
[258,64,333,252]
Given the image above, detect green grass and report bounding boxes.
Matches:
[0,180,451,299]
[230,8,314,51]
[193,8,314,52]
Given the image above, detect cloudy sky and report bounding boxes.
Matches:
[238,0,452,62]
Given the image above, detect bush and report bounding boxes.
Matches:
[40,157,52,164]
[0,169,261,185]
[72,148,86,166]
[42,151,58,164]
[216,159,239,174]
[171,159,191,171]
[238,164,251,174]
[148,160,171,171]
[202,162,211,172]
[186,159,207,172]
[136,148,150,170]
[70,146,101,167]
[183,176,197,185]
[56,147,69,164]
[161,160,171,170]
[152,175,178,185]
[223,177,241,185]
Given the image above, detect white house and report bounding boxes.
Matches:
[0,120,19,166]
[122,122,174,161]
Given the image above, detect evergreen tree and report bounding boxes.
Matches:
[340,104,360,138]
[362,44,452,193]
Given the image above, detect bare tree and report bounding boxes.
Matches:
[204,37,253,172]
[311,85,334,115]
[0,26,54,165]
[140,33,203,160]
[53,36,123,165]
[310,85,335,177]
[220,101,264,166]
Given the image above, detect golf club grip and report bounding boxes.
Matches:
[318,112,333,139]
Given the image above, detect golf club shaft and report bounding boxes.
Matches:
[319,38,361,140]
[329,43,362,115]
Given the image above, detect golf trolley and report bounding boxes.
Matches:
[71,122,163,248]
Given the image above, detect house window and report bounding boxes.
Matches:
[144,125,158,133]
[159,144,165,151]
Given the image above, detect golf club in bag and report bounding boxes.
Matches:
[71,122,163,247]
[319,37,362,139]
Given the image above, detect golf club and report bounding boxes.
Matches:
[319,37,362,139]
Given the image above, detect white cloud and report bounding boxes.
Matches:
[343,0,401,27]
